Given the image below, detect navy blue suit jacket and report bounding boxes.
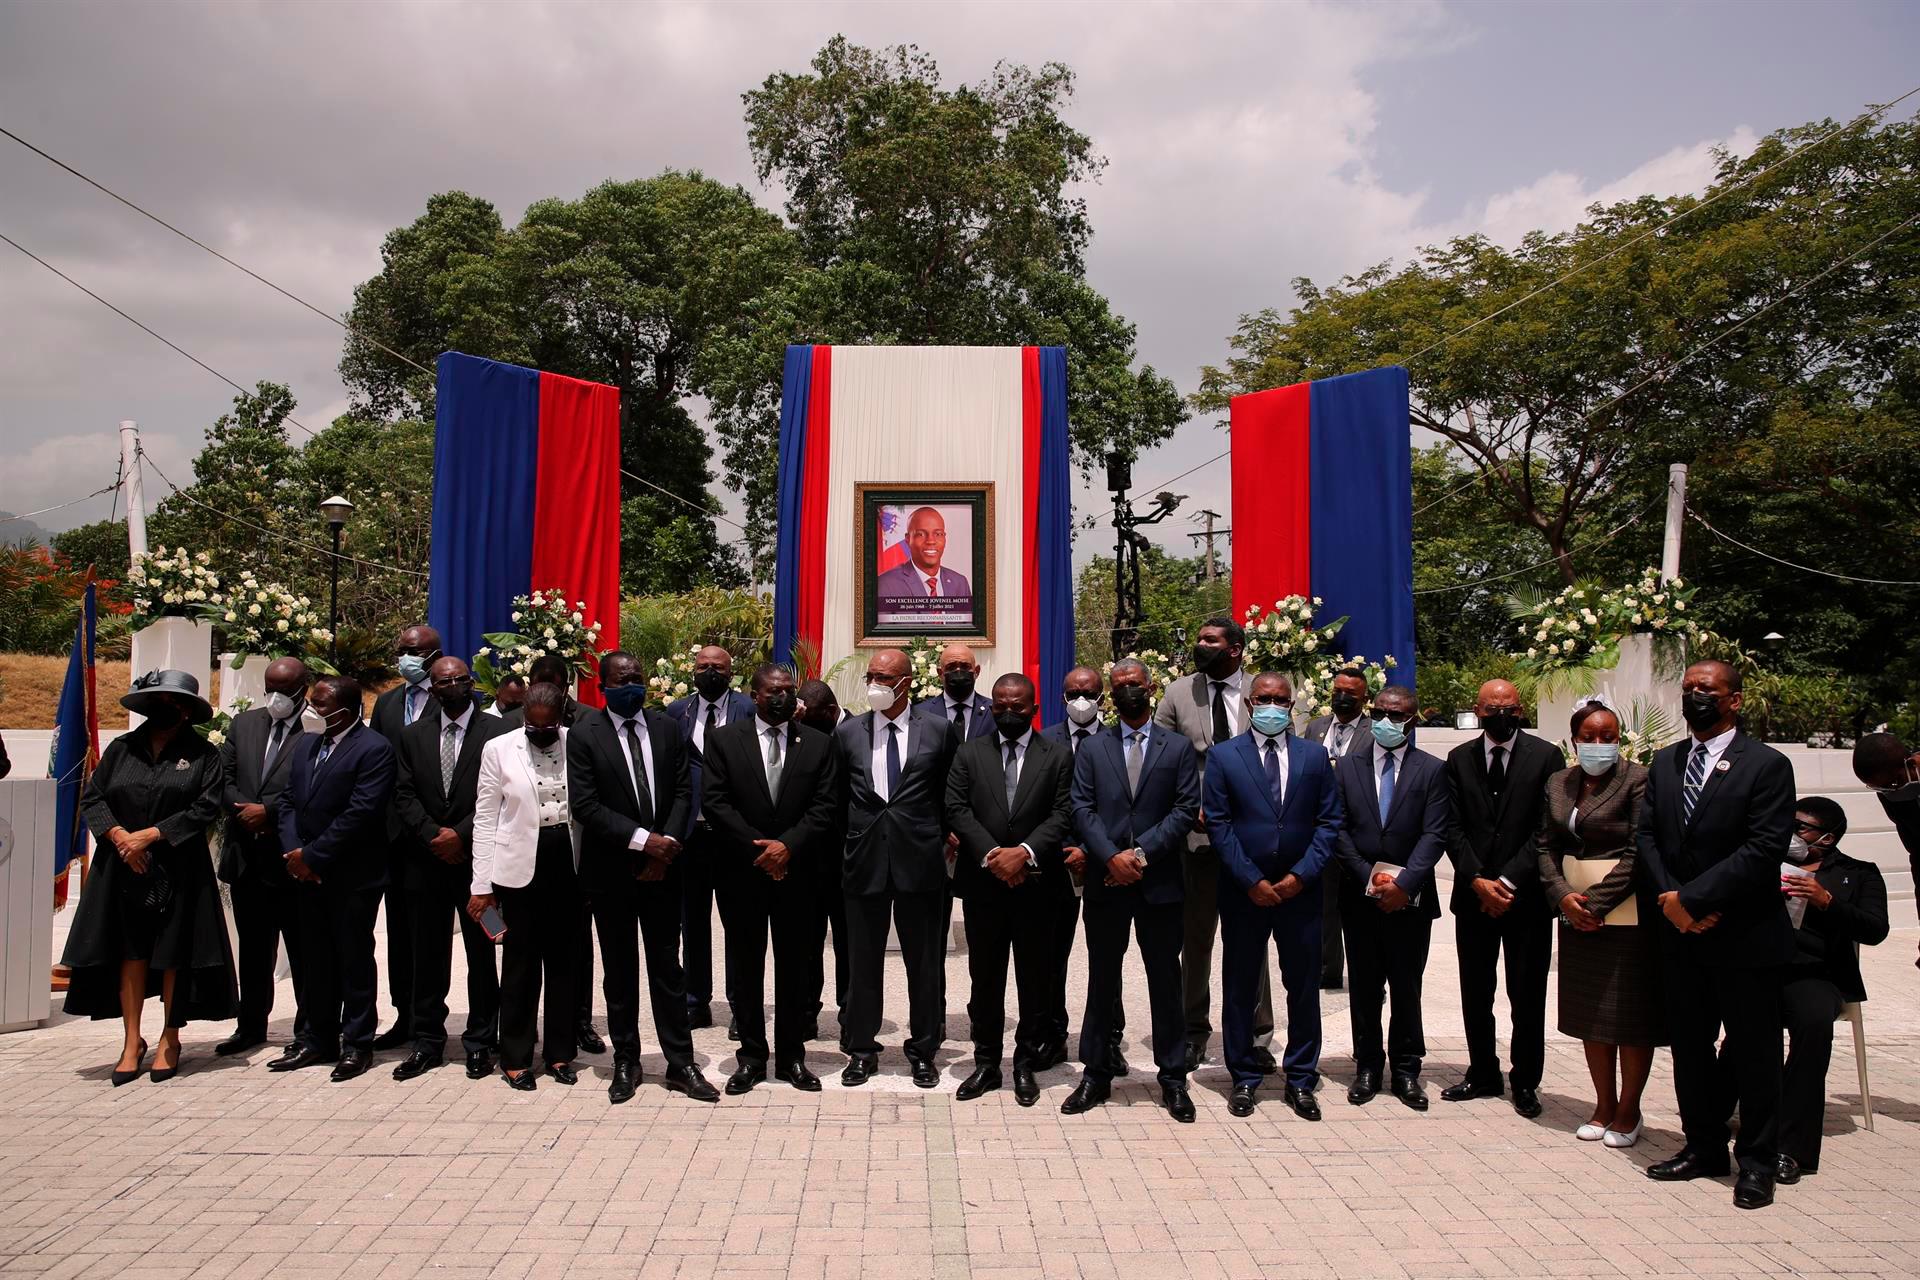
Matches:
[1204,731,1343,897]
[917,690,994,740]
[667,689,756,830]
[275,720,397,893]
[1070,721,1200,906]
[1332,738,1451,919]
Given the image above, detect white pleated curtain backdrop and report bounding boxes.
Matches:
[822,347,1028,702]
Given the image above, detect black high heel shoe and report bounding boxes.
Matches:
[111,1039,149,1087]
[150,1037,182,1083]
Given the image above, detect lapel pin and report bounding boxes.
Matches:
[1714,760,1731,773]
[175,758,192,771]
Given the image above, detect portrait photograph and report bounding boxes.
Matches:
[857,482,994,645]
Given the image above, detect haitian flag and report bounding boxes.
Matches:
[428,352,622,705]
[1230,366,1415,687]
[50,580,99,886]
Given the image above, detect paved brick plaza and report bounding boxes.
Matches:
[4,906,1920,1279]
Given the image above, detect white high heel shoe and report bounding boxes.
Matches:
[1576,1122,1607,1141]
[1603,1119,1644,1148]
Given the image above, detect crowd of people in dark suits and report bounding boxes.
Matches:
[61,613,1920,1213]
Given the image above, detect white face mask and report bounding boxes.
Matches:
[1065,696,1099,726]
[864,681,898,713]
[1785,834,1813,865]
[267,691,302,721]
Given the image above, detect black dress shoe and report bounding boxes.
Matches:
[465,1050,493,1080]
[548,1062,579,1085]
[1036,1042,1069,1071]
[1106,1045,1131,1078]
[1775,1155,1804,1184]
[664,1064,720,1103]
[1347,1070,1379,1105]
[575,1024,607,1054]
[776,1061,822,1092]
[1733,1169,1775,1210]
[608,1059,640,1104]
[371,1025,411,1052]
[392,1050,443,1081]
[215,1031,265,1057]
[1249,1046,1279,1075]
[1439,1076,1504,1103]
[1013,1065,1040,1107]
[272,1043,303,1064]
[1511,1087,1543,1119]
[1391,1074,1428,1111]
[910,1058,939,1089]
[1061,1079,1110,1114]
[505,1069,537,1092]
[1183,1042,1203,1074]
[726,1015,740,1042]
[1228,1084,1257,1117]
[1647,1148,1731,1181]
[330,1050,371,1082]
[1285,1085,1322,1122]
[1163,1085,1197,1123]
[686,1004,713,1030]
[842,1056,877,1087]
[268,1045,335,1073]
[957,1066,1003,1100]
[726,1064,766,1095]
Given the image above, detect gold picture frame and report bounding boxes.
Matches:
[855,481,995,648]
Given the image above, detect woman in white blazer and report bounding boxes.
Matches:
[468,685,583,1090]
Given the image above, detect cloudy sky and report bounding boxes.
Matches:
[2,0,1915,563]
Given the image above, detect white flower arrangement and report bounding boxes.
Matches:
[646,646,701,706]
[1241,596,1346,673]
[127,545,221,627]
[473,588,605,694]
[1509,567,1701,676]
[209,569,332,665]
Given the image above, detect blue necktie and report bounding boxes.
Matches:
[1378,749,1396,824]
[885,722,902,797]
[1263,738,1282,809]
[1683,742,1708,822]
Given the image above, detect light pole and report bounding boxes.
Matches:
[320,496,353,665]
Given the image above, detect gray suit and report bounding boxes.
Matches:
[1303,713,1369,987]
[1152,671,1273,1055]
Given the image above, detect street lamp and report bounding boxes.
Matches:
[320,496,353,664]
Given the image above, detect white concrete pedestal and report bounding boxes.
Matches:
[216,653,271,714]
[128,618,214,728]
[1534,633,1684,748]
[0,780,56,1033]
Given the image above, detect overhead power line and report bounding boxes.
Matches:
[0,481,123,526]
[1686,509,1920,587]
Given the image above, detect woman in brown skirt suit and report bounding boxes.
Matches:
[1536,697,1662,1147]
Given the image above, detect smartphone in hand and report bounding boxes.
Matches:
[480,904,508,942]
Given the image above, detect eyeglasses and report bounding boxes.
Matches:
[1368,707,1414,725]
[1250,697,1293,709]
[1793,820,1829,835]
[430,675,474,690]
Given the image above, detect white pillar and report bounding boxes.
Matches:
[119,420,147,561]
[1659,463,1687,583]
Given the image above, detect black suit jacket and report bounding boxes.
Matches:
[1636,729,1796,968]
[218,706,315,884]
[835,703,957,897]
[1795,850,1889,1003]
[1332,738,1451,920]
[566,706,693,893]
[945,730,1074,899]
[391,704,511,879]
[699,717,842,879]
[1069,722,1200,907]
[1443,731,1561,912]
[274,721,397,893]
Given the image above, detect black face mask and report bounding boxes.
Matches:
[1191,643,1226,675]
[694,670,732,702]
[435,689,472,717]
[1681,690,1723,732]
[1111,685,1152,719]
[761,690,797,725]
[1480,709,1518,744]
[144,702,185,729]
[994,709,1033,740]
[943,669,976,701]
[1330,690,1362,718]
[525,727,560,749]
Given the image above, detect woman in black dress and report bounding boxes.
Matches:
[63,670,235,1084]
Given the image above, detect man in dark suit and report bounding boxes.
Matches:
[389,656,510,1082]
[874,506,970,599]
[945,673,1074,1106]
[215,657,321,1058]
[700,664,843,1093]
[1038,665,1110,1071]
[569,650,718,1104]
[367,622,442,1051]
[1638,660,1795,1210]
[835,647,957,1087]
[1332,683,1450,1111]
[920,643,994,741]
[1303,666,1371,990]
[272,675,397,1082]
[1853,733,1920,940]
[1208,672,1345,1121]
[666,645,756,1033]
[1440,679,1560,1118]
[1061,658,1200,1120]
[797,680,851,1045]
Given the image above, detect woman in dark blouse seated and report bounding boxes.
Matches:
[62,670,236,1084]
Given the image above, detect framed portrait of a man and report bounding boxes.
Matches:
[857,482,994,646]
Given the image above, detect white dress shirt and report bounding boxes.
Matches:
[1480,729,1523,889]
[1323,714,1362,759]
[440,703,473,759]
[403,681,428,725]
[870,707,911,803]
[990,728,1040,868]
[754,715,792,793]
[1252,726,1289,807]
[610,711,657,851]
[942,693,977,737]
[1375,740,1408,796]
[692,695,732,753]
[1689,724,1738,775]
[1208,668,1246,742]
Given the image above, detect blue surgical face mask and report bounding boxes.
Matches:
[396,654,430,685]
[602,683,647,717]
[1370,716,1408,751]
[1576,742,1619,776]
[1250,706,1291,738]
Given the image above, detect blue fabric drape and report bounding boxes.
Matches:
[771,345,813,670]
[1036,347,1075,728]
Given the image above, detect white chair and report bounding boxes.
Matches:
[1838,942,1873,1131]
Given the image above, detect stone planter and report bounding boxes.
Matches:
[127,617,214,728]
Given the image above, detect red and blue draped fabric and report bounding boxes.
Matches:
[773,344,1077,726]
[51,581,99,883]
[428,352,622,706]
[1230,366,1415,688]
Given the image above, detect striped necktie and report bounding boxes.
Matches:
[1683,742,1708,822]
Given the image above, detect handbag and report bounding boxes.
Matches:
[120,855,176,916]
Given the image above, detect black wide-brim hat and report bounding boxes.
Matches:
[121,669,214,725]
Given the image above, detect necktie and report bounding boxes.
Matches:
[405,686,421,725]
[1127,730,1145,795]
[952,701,967,737]
[926,575,938,597]
[1210,680,1231,745]
[1378,749,1396,824]
[885,722,902,797]
[1331,722,1349,757]
[765,726,785,799]
[264,718,288,776]
[703,701,717,750]
[1073,728,1089,756]
[1683,742,1708,822]
[1488,744,1507,797]
[1263,738,1282,809]
[622,719,654,825]
[440,721,459,792]
[316,737,334,768]
[1004,739,1020,809]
